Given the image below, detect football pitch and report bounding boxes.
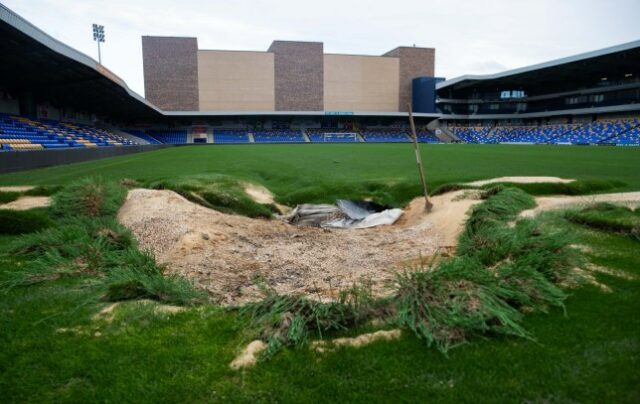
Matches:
[1,144,639,402]
[1,143,639,192]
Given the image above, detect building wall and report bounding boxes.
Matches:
[324,54,399,111]
[197,50,275,111]
[268,41,324,111]
[384,47,435,112]
[142,36,199,111]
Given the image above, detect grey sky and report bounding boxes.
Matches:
[4,0,639,96]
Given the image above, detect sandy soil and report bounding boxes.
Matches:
[229,340,267,369]
[520,192,640,218]
[0,196,51,210]
[0,186,35,192]
[466,176,575,186]
[311,329,402,353]
[243,182,290,214]
[118,189,480,304]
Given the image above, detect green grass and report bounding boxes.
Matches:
[0,191,21,204]
[149,174,277,218]
[0,144,638,206]
[0,208,53,235]
[0,145,639,402]
[432,179,627,197]
[565,202,640,240]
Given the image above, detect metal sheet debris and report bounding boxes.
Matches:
[284,200,403,229]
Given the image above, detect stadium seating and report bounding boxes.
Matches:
[608,124,640,145]
[307,128,359,143]
[450,126,494,143]
[492,124,578,144]
[361,129,410,143]
[416,130,440,143]
[147,129,188,144]
[214,129,249,144]
[252,129,305,143]
[122,128,161,144]
[0,113,137,151]
[552,119,639,144]
[448,118,640,145]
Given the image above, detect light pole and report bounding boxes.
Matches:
[92,24,105,64]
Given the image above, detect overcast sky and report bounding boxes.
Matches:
[4,0,639,96]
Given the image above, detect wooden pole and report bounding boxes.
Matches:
[407,102,433,212]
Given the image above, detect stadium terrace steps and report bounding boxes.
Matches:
[0,114,138,151]
[121,129,161,145]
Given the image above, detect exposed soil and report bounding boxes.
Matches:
[520,192,640,218]
[118,189,481,305]
[243,182,290,214]
[311,329,402,353]
[243,183,274,205]
[0,186,35,192]
[466,176,575,186]
[229,340,267,369]
[0,196,51,210]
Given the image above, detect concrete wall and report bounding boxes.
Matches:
[324,54,399,112]
[268,41,324,111]
[0,98,19,115]
[142,36,199,111]
[197,50,275,111]
[383,47,435,112]
[0,145,172,174]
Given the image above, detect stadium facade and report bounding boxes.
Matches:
[436,40,640,121]
[141,37,435,113]
[1,1,640,158]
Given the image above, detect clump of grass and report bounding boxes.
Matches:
[0,208,53,235]
[245,186,582,355]
[565,203,640,240]
[279,179,420,208]
[23,185,63,197]
[489,179,625,196]
[240,281,385,358]
[430,183,473,196]
[104,265,205,305]
[431,179,626,197]
[149,174,277,218]
[3,178,201,306]
[0,191,21,204]
[391,258,528,351]
[51,177,126,219]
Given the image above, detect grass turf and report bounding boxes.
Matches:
[0,144,638,206]
[0,144,639,402]
[1,217,638,402]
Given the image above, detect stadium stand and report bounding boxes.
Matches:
[416,130,440,143]
[122,129,161,144]
[450,126,494,143]
[607,122,640,145]
[252,129,306,143]
[552,119,639,144]
[213,129,249,144]
[491,124,579,144]
[307,128,359,143]
[0,113,137,151]
[447,118,640,145]
[147,129,188,144]
[361,129,410,143]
